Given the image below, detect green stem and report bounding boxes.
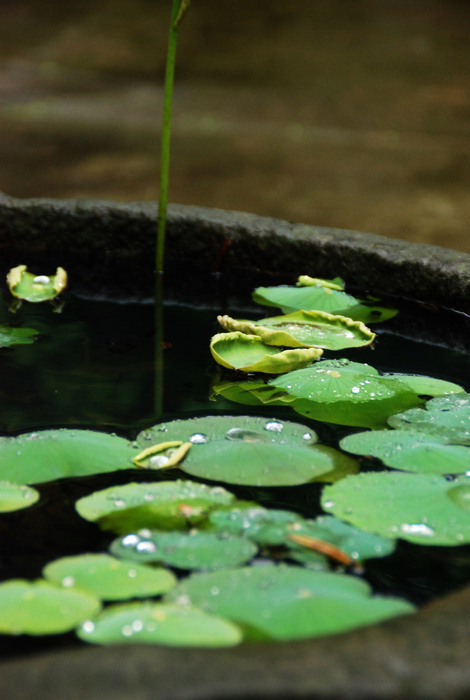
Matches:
[156,0,182,275]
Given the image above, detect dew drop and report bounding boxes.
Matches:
[61,576,74,588]
[189,433,208,444]
[113,499,126,508]
[351,551,359,560]
[136,541,157,553]
[351,387,360,394]
[400,523,435,536]
[122,534,140,547]
[210,586,220,596]
[302,432,313,441]
[128,569,137,578]
[122,625,133,637]
[226,428,267,443]
[148,455,170,468]
[82,621,95,633]
[323,500,335,508]
[131,620,144,632]
[264,421,283,433]
[144,493,155,502]
[33,275,50,285]
[138,529,152,538]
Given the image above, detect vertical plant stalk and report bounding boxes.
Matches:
[155,0,189,418]
[156,0,183,276]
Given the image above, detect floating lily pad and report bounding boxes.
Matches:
[340,429,470,474]
[381,374,464,398]
[270,359,422,428]
[137,415,342,487]
[165,565,413,641]
[0,429,137,485]
[0,579,101,635]
[43,554,177,601]
[252,282,398,324]
[208,504,305,543]
[75,480,235,534]
[111,530,258,571]
[0,325,38,347]
[210,332,322,373]
[0,482,39,512]
[321,472,470,545]
[7,265,67,302]
[77,601,242,647]
[388,393,470,444]
[217,312,375,350]
[210,377,296,407]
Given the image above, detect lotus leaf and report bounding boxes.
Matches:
[252,283,398,324]
[321,472,470,545]
[381,373,464,398]
[0,324,38,347]
[210,377,296,407]
[388,393,470,444]
[217,311,375,350]
[0,579,101,635]
[7,265,67,302]
[165,564,414,641]
[270,359,422,428]
[77,601,242,647]
[111,530,258,570]
[340,429,470,474]
[0,429,138,485]
[75,480,235,534]
[0,482,39,512]
[43,554,177,601]
[137,415,341,487]
[210,332,322,373]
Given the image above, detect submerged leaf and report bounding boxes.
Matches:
[217,311,375,350]
[137,415,341,487]
[75,480,235,534]
[322,472,470,546]
[0,482,39,512]
[210,332,322,373]
[43,554,177,601]
[7,265,67,302]
[0,429,137,485]
[0,325,38,348]
[0,579,100,635]
[388,393,470,444]
[270,359,422,428]
[77,601,242,647]
[165,565,414,641]
[340,429,470,474]
[111,530,258,571]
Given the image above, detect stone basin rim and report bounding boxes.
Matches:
[0,194,469,700]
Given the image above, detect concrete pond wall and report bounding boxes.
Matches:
[0,194,470,700]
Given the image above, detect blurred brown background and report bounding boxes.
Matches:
[0,0,470,251]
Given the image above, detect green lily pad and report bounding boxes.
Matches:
[165,564,414,641]
[340,429,470,474]
[137,415,342,487]
[252,282,398,324]
[7,265,67,302]
[217,311,375,350]
[111,530,258,571]
[0,429,137,485]
[0,325,38,347]
[321,472,470,546]
[0,482,39,512]
[77,601,242,647]
[43,554,177,601]
[381,374,464,398]
[75,480,235,535]
[210,377,296,407]
[210,332,322,373]
[270,359,422,428]
[0,579,101,635]
[208,504,305,543]
[388,393,470,444]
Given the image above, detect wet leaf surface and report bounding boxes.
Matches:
[388,393,470,444]
[0,482,39,512]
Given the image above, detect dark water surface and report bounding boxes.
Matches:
[0,292,470,658]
